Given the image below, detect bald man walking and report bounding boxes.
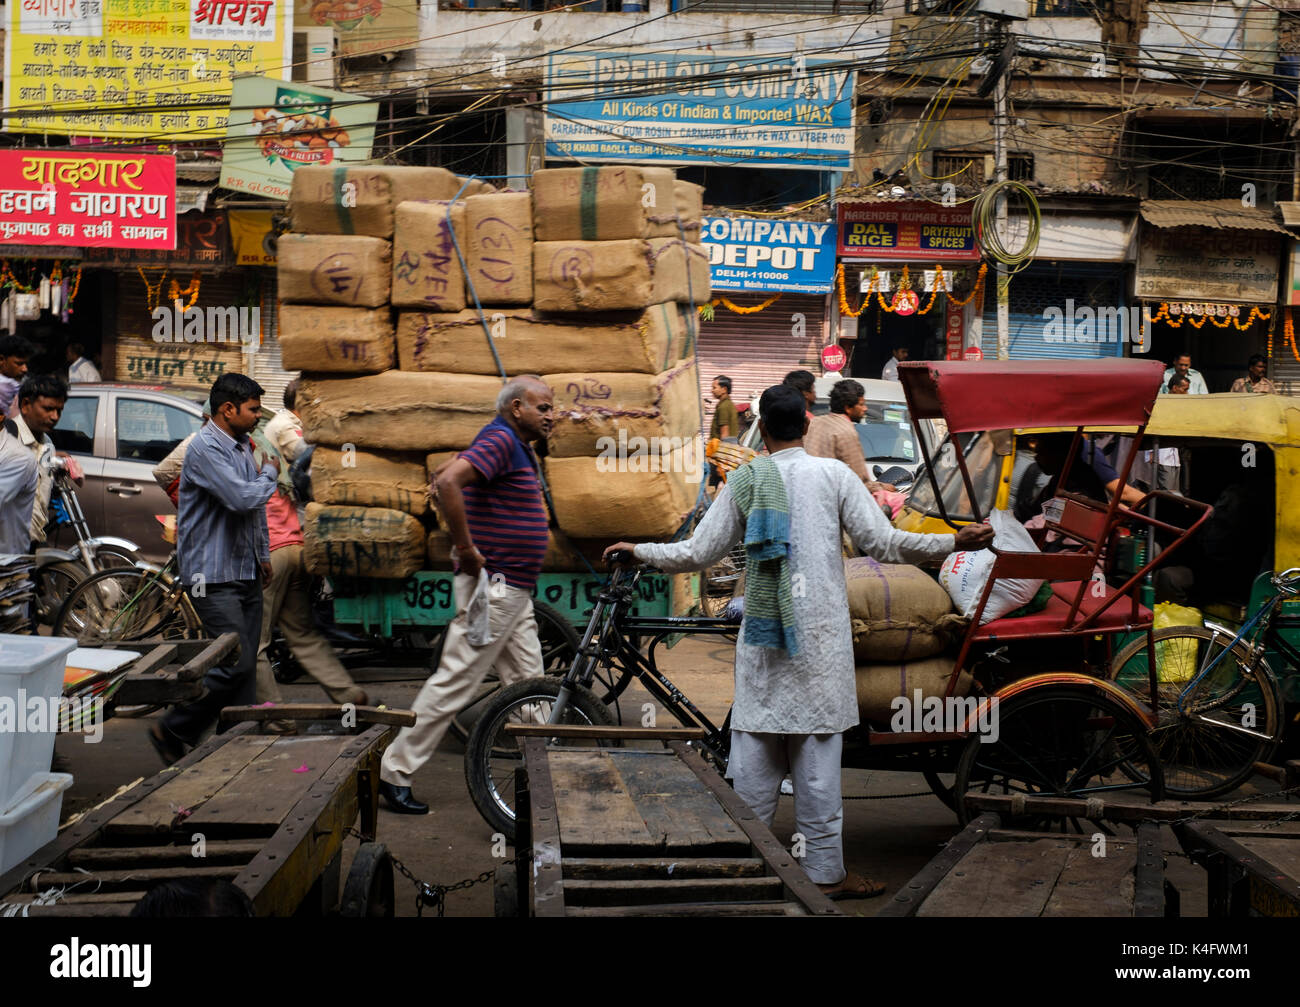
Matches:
[379,377,555,814]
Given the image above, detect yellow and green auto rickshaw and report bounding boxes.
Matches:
[895,392,1300,798]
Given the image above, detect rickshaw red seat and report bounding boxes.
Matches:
[971,580,1152,641]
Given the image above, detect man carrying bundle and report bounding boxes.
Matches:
[605,384,992,898]
[377,376,554,814]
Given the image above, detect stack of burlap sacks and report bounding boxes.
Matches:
[845,557,973,722]
[275,164,709,596]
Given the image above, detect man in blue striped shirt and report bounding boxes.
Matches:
[149,373,280,765]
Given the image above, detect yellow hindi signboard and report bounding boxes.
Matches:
[3,0,293,139]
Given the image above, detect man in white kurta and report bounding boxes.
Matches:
[611,384,990,896]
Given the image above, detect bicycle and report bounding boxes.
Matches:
[464,552,736,841]
[1107,567,1300,798]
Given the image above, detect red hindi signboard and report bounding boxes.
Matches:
[0,151,176,250]
[821,345,847,372]
[837,200,980,262]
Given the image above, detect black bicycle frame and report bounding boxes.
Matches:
[548,565,736,761]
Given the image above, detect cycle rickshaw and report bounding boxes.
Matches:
[463,359,1220,835]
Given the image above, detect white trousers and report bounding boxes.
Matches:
[381,573,543,788]
[727,729,845,885]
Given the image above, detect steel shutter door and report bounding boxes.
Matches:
[697,293,828,424]
[983,265,1127,361]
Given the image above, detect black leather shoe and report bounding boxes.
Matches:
[379,781,429,815]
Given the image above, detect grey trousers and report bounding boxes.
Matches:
[160,579,262,747]
[727,729,845,885]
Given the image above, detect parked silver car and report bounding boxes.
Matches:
[50,383,204,563]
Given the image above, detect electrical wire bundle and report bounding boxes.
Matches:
[971,179,1041,274]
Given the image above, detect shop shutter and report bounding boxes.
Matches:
[982,265,1126,361]
[250,274,298,411]
[697,292,829,427]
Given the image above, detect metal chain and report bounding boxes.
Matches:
[347,827,521,918]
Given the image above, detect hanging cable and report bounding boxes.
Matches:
[971,180,1040,275]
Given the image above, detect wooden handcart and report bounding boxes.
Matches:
[878,808,1170,918]
[500,726,841,918]
[0,704,414,917]
[1175,817,1300,917]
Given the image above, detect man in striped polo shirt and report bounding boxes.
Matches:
[379,376,554,814]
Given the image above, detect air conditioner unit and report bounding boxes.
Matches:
[293,29,335,87]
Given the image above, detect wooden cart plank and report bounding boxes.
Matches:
[563,877,784,907]
[104,736,277,836]
[186,736,354,831]
[522,738,566,918]
[14,904,135,917]
[917,839,1075,917]
[877,814,1000,918]
[67,840,264,868]
[0,722,260,896]
[24,865,242,888]
[561,857,767,880]
[2,891,146,905]
[235,725,391,917]
[566,901,810,917]
[1232,837,1300,879]
[1041,840,1137,918]
[546,750,655,850]
[606,750,748,853]
[965,793,1300,822]
[667,741,842,917]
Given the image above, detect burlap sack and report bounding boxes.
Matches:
[277,234,392,307]
[397,303,688,375]
[533,238,709,311]
[532,166,679,241]
[299,371,499,451]
[457,176,498,197]
[311,446,429,515]
[289,165,460,237]
[673,181,705,243]
[846,558,965,662]
[303,503,426,579]
[391,200,468,311]
[465,191,533,305]
[545,454,696,539]
[855,658,973,725]
[544,360,701,458]
[278,305,394,374]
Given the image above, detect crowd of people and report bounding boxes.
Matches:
[0,337,1289,902]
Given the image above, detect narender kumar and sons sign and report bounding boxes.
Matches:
[545,51,855,171]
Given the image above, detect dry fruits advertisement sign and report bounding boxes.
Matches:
[293,0,417,57]
[219,76,378,200]
[837,201,980,262]
[4,0,292,139]
[0,149,176,249]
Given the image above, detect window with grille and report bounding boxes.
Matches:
[932,151,1033,185]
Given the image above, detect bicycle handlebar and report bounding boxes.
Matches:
[1273,567,1300,596]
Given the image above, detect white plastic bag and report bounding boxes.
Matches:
[465,568,493,646]
[939,509,1045,625]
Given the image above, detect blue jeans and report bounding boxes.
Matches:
[160,579,263,747]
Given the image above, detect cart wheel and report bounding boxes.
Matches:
[341,842,395,917]
[493,865,519,918]
[465,676,614,843]
[952,686,1165,825]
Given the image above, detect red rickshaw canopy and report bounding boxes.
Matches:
[896,359,1168,433]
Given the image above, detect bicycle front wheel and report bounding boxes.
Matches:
[53,567,201,645]
[1109,626,1281,799]
[464,676,613,843]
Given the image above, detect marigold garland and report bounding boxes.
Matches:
[168,271,202,311]
[137,266,168,311]
[836,262,987,318]
[1150,302,1270,331]
[66,268,82,308]
[0,261,35,293]
[701,293,783,315]
[1286,307,1299,363]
